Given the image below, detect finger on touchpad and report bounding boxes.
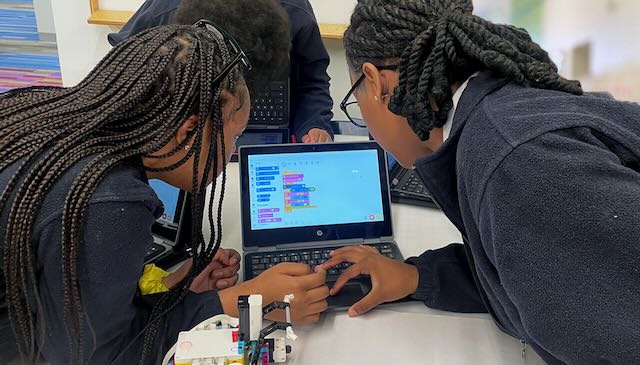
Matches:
[327,282,367,309]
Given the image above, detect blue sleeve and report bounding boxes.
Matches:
[478,128,640,364]
[107,0,177,46]
[36,201,223,364]
[289,6,334,139]
[405,243,487,313]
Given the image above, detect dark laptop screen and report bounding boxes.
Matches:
[387,153,399,171]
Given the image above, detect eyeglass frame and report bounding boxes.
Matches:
[193,19,252,88]
[339,64,399,128]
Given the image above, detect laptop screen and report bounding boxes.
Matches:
[148,180,189,247]
[239,142,393,248]
[248,149,385,230]
[387,153,399,171]
[238,131,288,149]
[150,180,181,226]
[231,128,289,162]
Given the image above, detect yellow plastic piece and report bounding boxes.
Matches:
[138,264,170,295]
[225,356,245,364]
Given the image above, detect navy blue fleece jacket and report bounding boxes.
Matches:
[0,158,222,364]
[406,71,640,364]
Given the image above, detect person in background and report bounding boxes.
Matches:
[0,24,328,365]
[109,0,335,144]
[321,0,640,364]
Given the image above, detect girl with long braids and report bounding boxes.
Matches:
[0,24,328,365]
[321,0,640,363]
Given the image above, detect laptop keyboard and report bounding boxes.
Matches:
[249,82,287,125]
[400,172,430,195]
[247,243,396,280]
[145,242,167,263]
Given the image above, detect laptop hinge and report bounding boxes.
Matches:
[274,239,363,251]
[363,236,394,244]
[243,246,275,253]
[362,238,382,244]
[244,237,394,253]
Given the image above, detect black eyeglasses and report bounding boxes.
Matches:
[340,65,399,128]
[193,19,252,87]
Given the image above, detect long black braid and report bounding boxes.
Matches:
[0,25,241,364]
[344,0,583,140]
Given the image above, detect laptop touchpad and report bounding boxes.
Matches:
[327,281,371,309]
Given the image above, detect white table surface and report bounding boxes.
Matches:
[200,135,546,365]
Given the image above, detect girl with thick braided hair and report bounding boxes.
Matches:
[322,1,640,363]
[0,24,328,365]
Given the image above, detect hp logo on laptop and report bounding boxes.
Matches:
[316,230,324,237]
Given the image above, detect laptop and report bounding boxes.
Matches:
[145,180,189,265]
[248,80,290,129]
[387,153,439,209]
[239,141,404,309]
[230,128,289,162]
[229,76,292,162]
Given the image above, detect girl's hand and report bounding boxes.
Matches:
[318,245,419,317]
[220,263,329,324]
[163,248,241,292]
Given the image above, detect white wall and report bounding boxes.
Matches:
[101,0,144,11]
[323,38,350,121]
[310,0,356,121]
[541,0,640,100]
[474,0,512,23]
[309,0,356,24]
[33,0,56,35]
[542,0,640,75]
[50,0,117,87]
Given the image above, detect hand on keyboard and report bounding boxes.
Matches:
[247,244,397,280]
[236,263,329,324]
[318,245,419,317]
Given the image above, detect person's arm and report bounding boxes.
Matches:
[36,201,223,364]
[478,128,640,364]
[153,249,241,294]
[37,199,331,364]
[289,6,334,141]
[319,242,486,317]
[405,243,486,313]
